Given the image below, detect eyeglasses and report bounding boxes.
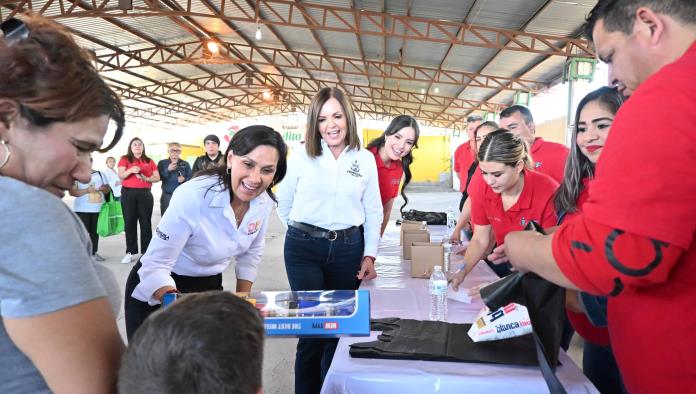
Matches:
[169,149,182,152]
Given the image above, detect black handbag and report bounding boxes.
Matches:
[479,221,567,394]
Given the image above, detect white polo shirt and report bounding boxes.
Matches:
[73,171,107,213]
[132,175,273,305]
[276,141,383,257]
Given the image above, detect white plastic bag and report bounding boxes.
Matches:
[467,302,532,342]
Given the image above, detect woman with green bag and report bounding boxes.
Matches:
[70,157,110,261]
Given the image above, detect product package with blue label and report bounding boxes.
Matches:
[163,289,370,338]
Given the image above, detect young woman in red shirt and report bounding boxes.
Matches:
[366,115,420,236]
[451,129,559,285]
[554,86,626,394]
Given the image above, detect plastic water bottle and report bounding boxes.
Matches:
[443,242,452,272]
[446,209,456,238]
[429,266,448,321]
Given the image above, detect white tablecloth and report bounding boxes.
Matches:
[321,223,598,394]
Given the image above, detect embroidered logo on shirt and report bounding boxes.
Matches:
[534,161,543,168]
[520,216,526,226]
[347,160,362,177]
[247,220,262,235]
[156,227,170,241]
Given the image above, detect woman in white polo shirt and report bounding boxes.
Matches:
[124,125,288,339]
[277,87,382,394]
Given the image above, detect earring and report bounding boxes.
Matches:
[0,140,10,171]
[226,167,231,175]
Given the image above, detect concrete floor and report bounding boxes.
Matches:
[65,184,583,394]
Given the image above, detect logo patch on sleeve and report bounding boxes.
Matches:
[156,227,170,241]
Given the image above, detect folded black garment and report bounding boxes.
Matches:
[401,209,447,225]
[350,317,540,366]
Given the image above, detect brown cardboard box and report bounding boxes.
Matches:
[410,242,444,278]
[399,220,427,245]
[402,229,430,260]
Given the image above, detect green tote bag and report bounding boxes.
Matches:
[97,192,124,237]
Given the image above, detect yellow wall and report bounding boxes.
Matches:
[535,116,568,146]
[363,129,450,183]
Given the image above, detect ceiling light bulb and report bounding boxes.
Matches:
[262,90,272,100]
[255,26,262,40]
[434,87,439,93]
[206,41,219,54]
[420,88,425,94]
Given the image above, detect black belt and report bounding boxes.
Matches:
[288,221,359,241]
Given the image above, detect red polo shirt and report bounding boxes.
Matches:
[118,156,157,189]
[470,169,558,245]
[453,142,475,192]
[561,177,611,346]
[368,146,403,205]
[552,41,696,393]
[529,137,568,184]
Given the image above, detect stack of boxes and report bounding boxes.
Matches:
[399,220,445,278]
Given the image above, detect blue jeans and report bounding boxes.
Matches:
[284,225,364,394]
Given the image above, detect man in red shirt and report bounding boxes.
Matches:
[498,105,568,184]
[501,1,696,393]
[453,115,482,210]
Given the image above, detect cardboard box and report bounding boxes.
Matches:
[400,220,427,245]
[402,229,430,260]
[410,242,445,278]
[163,290,370,338]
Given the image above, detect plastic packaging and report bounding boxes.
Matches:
[467,302,532,342]
[429,266,448,321]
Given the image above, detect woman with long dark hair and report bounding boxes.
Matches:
[555,86,626,394]
[118,137,160,264]
[366,115,419,235]
[0,14,125,392]
[124,125,288,339]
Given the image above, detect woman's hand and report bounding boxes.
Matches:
[357,256,377,280]
[131,166,141,174]
[487,244,509,264]
[153,286,178,302]
[450,268,470,291]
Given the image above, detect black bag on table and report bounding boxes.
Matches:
[350,317,540,366]
[401,209,447,225]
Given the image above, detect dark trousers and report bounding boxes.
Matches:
[584,341,627,394]
[124,260,223,340]
[160,191,173,216]
[76,212,99,254]
[120,187,154,254]
[284,225,364,394]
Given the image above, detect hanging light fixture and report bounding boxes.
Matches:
[206,40,219,54]
[255,24,262,40]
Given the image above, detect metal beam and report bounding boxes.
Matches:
[94,40,547,91]
[0,0,594,57]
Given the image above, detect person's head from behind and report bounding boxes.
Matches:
[0,15,124,197]
[168,142,182,160]
[473,121,499,153]
[305,87,359,157]
[201,125,287,203]
[498,105,536,145]
[477,129,533,195]
[555,87,624,214]
[118,291,264,394]
[203,134,220,157]
[466,115,483,141]
[585,0,696,97]
[367,115,420,211]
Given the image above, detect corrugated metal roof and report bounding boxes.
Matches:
[5,0,597,128]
